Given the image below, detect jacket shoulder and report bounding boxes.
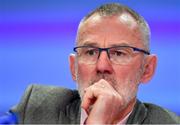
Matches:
[10,84,80,124]
[143,102,180,124]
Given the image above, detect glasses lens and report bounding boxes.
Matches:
[76,47,99,64]
[109,47,132,64]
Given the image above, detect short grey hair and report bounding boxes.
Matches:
[76,3,151,52]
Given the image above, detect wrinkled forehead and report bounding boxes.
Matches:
[86,12,138,28]
[76,13,142,47]
[79,13,138,31]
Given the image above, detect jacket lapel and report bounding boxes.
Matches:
[126,99,147,124]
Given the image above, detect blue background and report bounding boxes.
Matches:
[0,0,180,115]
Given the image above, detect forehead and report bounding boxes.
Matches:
[77,14,144,48]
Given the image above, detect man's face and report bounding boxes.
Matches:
[72,14,147,105]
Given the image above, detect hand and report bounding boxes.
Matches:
[81,79,126,124]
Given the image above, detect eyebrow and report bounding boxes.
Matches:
[79,41,132,47]
[109,43,131,47]
[80,41,99,47]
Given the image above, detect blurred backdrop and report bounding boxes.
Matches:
[0,0,180,115]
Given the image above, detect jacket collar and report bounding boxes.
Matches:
[126,99,147,124]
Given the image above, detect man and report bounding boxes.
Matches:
[2,3,179,124]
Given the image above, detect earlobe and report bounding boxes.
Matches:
[69,54,77,81]
[140,55,157,83]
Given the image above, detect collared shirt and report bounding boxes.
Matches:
[80,108,132,125]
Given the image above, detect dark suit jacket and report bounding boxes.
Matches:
[10,84,180,124]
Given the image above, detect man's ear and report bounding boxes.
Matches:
[69,54,76,81]
[140,54,157,83]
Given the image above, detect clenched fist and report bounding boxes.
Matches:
[81,79,134,124]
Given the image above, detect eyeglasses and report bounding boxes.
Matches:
[73,45,150,65]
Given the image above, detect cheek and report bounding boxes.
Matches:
[113,62,142,82]
[77,63,95,81]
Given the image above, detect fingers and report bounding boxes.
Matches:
[81,79,127,124]
[81,85,100,113]
[81,79,113,113]
[81,87,94,112]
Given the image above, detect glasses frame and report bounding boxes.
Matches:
[73,45,150,65]
[73,45,150,58]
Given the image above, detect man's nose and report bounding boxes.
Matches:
[96,51,113,74]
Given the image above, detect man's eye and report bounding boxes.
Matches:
[112,50,126,56]
[85,49,97,56]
